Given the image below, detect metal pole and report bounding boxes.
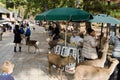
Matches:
[99,23,103,49]
[65,25,67,46]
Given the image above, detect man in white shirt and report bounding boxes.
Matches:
[70,30,83,46]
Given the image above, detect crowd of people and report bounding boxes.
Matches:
[47,21,120,80]
[13,21,31,52]
[0,20,120,80]
[0,21,32,79]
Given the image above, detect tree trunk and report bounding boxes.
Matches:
[83,0,92,32]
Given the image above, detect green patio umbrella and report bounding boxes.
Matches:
[89,14,120,48]
[35,7,93,21]
[89,14,120,24]
[35,9,53,20]
[35,7,93,46]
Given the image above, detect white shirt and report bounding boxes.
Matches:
[70,36,83,45]
[82,34,98,59]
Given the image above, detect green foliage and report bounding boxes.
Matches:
[6,0,26,8]
[0,0,120,19]
[83,0,108,14]
[0,0,6,3]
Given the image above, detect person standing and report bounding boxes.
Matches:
[70,30,83,46]
[48,23,60,50]
[25,24,31,45]
[0,26,3,41]
[52,23,60,40]
[82,28,98,60]
[0,61,14,80]
[109,29,120,80]
[48,22,54,37]
[67,22,74,32]
[20,24,25,44]
[13,25,22,52]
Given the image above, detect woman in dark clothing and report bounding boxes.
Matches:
[48,22,54,37]
[52,23,60,40]
[48,23,60,50]
[13,25,22,52]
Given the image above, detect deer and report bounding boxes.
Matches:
[74,56,119,80]
[48,52,76,80]
[26,39,40,54]
[46,38,59,50]
[78,40,109,68]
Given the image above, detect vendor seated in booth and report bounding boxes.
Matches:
[70,30,83,47]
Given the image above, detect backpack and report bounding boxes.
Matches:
[20,28,24,34]
[25,28,31,36]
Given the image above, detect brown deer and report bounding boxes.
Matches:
[74,57,119,80]
[46,38,59,50]
[48,53,76,80]
[26,39,40,54]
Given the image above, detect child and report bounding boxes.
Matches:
[0,61,14,80]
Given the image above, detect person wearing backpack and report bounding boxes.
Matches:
[20,24,25,44]
[25,24,31,45]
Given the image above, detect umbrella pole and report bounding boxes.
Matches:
[65,26,67,46]
[106,23,110,37]
[65,23,68,47]
[99,23,103,49]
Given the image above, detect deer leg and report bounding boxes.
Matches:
[38,48,40,53]
[49,63,52,76]
[28,46,30,53]
[34,44,40,54]
[34,47,36,54]
[56,68,60,79]
[37,47,40,53]
[60,69,62,80]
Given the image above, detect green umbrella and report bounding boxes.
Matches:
[35,7,93,21]
[35,9,52,20]
[35,7,93,46]
[89,14,120,48]
[89,14,120,24]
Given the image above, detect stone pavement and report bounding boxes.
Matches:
[0,26,73,80]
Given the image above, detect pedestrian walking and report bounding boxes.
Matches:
[25,24,31,45]
[0,61,14,80]
[13,25,22,52]
[20,24,25,44]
